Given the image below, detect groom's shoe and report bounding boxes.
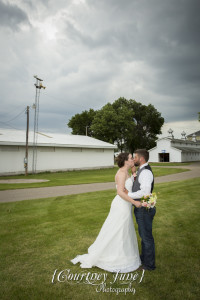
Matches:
[137,265,146,271]
[138,264,156,271]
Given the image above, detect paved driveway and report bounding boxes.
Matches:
[0,162,199,203]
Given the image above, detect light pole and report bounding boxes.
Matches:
[24,106,29,176]
[32,75,46,174]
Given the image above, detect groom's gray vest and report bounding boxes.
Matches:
[132,164,154,201]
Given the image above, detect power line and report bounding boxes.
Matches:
[0,108,26,123]
[0,121,23,131]
[4,109,26,123]
[0,101,28,117]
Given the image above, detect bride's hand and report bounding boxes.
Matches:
[142,201,148,207]
[131,165,136,174]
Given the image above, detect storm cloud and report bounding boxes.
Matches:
[0,0,199,138]
[0,0,30,30]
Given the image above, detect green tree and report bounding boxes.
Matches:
[111,97,135,151]
[90,103,118,144]
[127,100,164,152]
[198,112,200,122]
[67,109,96,136]
[91,98,135,151]
[67,98,164,152]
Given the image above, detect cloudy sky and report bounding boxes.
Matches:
[0,0,199,139]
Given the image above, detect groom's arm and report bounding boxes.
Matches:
[128,170,153,199]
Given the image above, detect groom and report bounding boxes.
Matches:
[127,149,156,271]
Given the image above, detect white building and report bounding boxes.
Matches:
[149,137,200,162]
[0,129,117,175]
[187,130,200,142]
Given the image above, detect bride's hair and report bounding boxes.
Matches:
[116,152,130,168]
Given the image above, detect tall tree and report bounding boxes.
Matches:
[111,97,135,151]
[67,98,164,152]
[127,100,164,152]
[67,109,96,136]
[91,99,135,151]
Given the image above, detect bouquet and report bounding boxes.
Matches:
[141,192,157,209]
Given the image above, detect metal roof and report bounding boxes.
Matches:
[187,130,200,137]
[171,138,200,145]
[0,129,116,149]
[172,146,200,153]
[157,137,200,145]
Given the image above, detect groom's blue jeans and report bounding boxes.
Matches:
[134,206,156,270]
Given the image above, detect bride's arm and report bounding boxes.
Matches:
[116,173,142,208]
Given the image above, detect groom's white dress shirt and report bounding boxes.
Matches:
[128,162,153,199]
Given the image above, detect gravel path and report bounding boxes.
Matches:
[0,179,49,184]
[0,162,199,203]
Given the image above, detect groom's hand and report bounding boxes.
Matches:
[124,188,128,194]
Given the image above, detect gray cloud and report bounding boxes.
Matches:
[0,0,30,30]
[0,0,199,135]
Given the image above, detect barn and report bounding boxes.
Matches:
[187,130,200,142]
[149,137,200,163]
[0,129,117,175]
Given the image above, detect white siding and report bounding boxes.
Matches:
[149,139,181,162]
[169,147,182,162]
[0,146,114,175]
[35,147,114,171]
[0,146,23,173]
[148,148,159,162]
[149,138,200,162]
[0,129,116,175]
[181,151,200,162]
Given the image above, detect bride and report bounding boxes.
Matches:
[71,152,143,273]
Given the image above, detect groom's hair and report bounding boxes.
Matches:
[134,149,149,162]
[116,152,130,168]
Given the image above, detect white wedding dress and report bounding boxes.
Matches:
[70,177,141,273]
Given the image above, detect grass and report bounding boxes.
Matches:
[0,166,189,190]
[149,162,190,166]
[0,177,199,300]
[114,162,191,166]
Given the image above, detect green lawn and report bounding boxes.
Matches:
[149,162,190,166]
[0,178,199,300]
[0,166,189,190]
[114,162,191,166]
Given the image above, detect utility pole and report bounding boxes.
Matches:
[86,126,89,136]
[25,106,29,176]
[32,75,46,174]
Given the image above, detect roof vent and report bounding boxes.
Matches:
[168,128,174,139]
[181,131,186,140]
